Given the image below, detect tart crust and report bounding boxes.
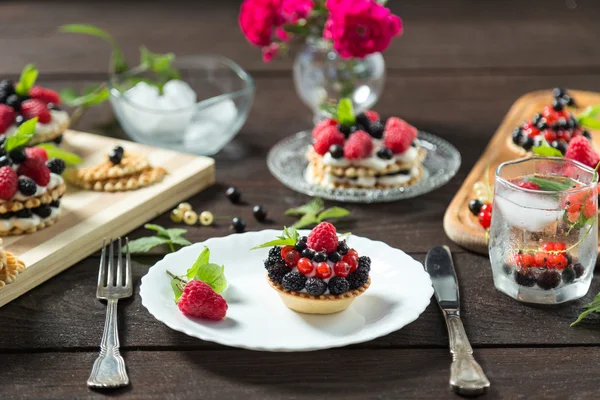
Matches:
[267,276,371,314]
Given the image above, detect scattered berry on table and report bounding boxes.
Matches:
[307,221,339,253]
[537,270,561,290]
[337,240,349,255]
[301,248,315,260]
[329,144,344,159]
[17,157,50,186]
[18,177,37,196]
[561,267,576,284]
[564,136,600,169]
[177,280,228,320]
[327,251,342,263]
[231,217,246,233]
[266,246,284,267]
[0,166,17,200]
[312,118,338,139]
[315,262,332,279]
[294,240,307,252]
[33,204,52,218]
[199,211,214,226]
[344,130,373,160]
[333,261,351,277]
[282,271,307,291]
[383,117,417,154]
[9,148,26,164]
[468,199,483,216]
[5,94,22,111]
[225,186,242,204]
[29,86,61,105]
[517,181,540,190]
[170,208,184,223]
[357,256,371,273]
[177,202,192,212]
[296,257,314,275]
[0,104,15,133]
[328,276,350,295]
[376,147,394,160]
[45,158,65,175]
[183,210,198,225]
[252,205,267,222]
[313,125,345,156]
[514,269,536,287]
[305,277,327,296]
[21,99,51,124]
[266,263,291,284]
[25,147,48,162]
[347,268,369,289]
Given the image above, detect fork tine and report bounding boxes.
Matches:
[116,237,123,287]
[125,237,132,289]
[97,238,107,288]
[107,238,114,287]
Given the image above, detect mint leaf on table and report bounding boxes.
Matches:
[525,176,574,191]
[4,118,37,151]
[15,64,38,96]
[336,98,355,126]
[285,198,324,216]
[36,143,83,166]
[170,236,192,247]
[287,199,350,229]
[531,140,563,157]
[125,236,171,253]
[317,207,351,221]
[571,293,600,326]
[292,213,320,229]
[122,224,191,254]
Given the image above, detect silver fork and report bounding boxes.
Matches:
[87,238,132,388]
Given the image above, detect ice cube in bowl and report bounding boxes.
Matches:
[108,55,254,155]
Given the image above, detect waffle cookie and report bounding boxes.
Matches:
[0,247,26,288]
[65,147,166,192]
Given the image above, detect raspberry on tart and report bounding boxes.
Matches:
[257,223,371,314]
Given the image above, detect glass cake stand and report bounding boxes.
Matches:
[267,130,461,203]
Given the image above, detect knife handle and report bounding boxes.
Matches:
[445,313,490,396]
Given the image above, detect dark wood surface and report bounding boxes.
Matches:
[1,1,600,399]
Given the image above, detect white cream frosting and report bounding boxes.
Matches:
[305,164,419,189]
[319,140,420,172]
[2,110,69,136]
[2,173,63,202]
[0,205,60,232]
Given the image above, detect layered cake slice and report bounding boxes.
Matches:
[305,102,425,189]
[0,66,70,146]
[256,223,371,314]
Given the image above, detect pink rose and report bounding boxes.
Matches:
[280,0,313,23]
[239,0,283,47]
[325,0,403,59]
[262,42,280,62]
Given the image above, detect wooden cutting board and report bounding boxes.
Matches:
[444,89,600,254]
[0,129,215,307]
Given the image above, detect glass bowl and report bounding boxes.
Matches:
[108,55,255,155]
[267,130,461,203]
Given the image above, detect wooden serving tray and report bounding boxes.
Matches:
[0,130,215,307]
[444,89,600,254]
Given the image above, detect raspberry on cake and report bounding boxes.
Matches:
[305,98,426,190]
[0,66,70,146]
[254,223,371,314]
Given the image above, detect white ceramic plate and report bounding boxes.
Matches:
[140,230,433,352]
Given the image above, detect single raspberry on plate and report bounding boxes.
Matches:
[313,125,345,155]
[312,118,338,139]
[0,166,18,200]
[365,110,380,121]
[518,182,540,190]
[307,221,338,253]
[29,86,61,105]
[565,136,600,169]
[177,280,228,320]
[0,104,16,133]
[17,157,50,186]
[25,147,48,162]
[21,99,51,124]
[383,117,417,154]
[343,130,373,160]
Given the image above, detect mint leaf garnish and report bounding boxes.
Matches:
[525,176,574,192]
[252,226,299,249]
[531,139,563,157]
[122,224,191,254]
[317,207,351,221]
[336,98,355,126]
[4,117,37,152]
[285,198,324,216]
[170,276,184,302]
[37,143,83,166]
[187,247,210,280]
[286,198,350,229]
[194,263,227,294]
[572,293,600,326]
[576,105,600,130]
[292,213,320,229]
[15,64,38,96]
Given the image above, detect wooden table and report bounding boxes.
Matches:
[1,1,600,398]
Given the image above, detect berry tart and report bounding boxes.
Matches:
[66,145,167,192]
[305,100,425,190]
[509,88,593,156]
[0,238,25,287]
[0,122,67,235]
[0,66,70,146]
[255,222,371,314]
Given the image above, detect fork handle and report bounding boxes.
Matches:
[87,299,129,388]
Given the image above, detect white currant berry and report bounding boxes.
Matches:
[183,210,198,225]
[170,208,184,223]
[199,211,214,226]
[178,202,192,212]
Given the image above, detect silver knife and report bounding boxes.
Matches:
[425,246,490,396]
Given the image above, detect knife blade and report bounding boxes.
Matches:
[425,246,490,396]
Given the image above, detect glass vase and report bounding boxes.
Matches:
[293,38,385,124]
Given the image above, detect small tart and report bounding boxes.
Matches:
[307,163,423,190]
[0,183,66,214]
[68,152,150,182]
[267,276,371,314]
[0,251,25,287]
[67,166,167,192]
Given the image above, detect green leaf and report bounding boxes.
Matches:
[15,64,38,96]
[291,213,320,229]
[336,98,355,126]
[60,85,109,108]
[4,118,37,151]
[170,278,183,302]
[531,140,563,157]
[572,293,600,326]
[144,224,170,238]
[577,105,600,120]
[317,207,351,221]
[140,47,176,74]
[285,198,325,216]
[193,263,227,294]
[319,103,338,119]
[170,236,192,247]
[338,232,352,240]
[578,117,600,130]
[186,247,211,280]
[526,176,574,192]
[37,143,83,166]
[251,238,296,250]
[163,228,187,240]
[123,236,170,253]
